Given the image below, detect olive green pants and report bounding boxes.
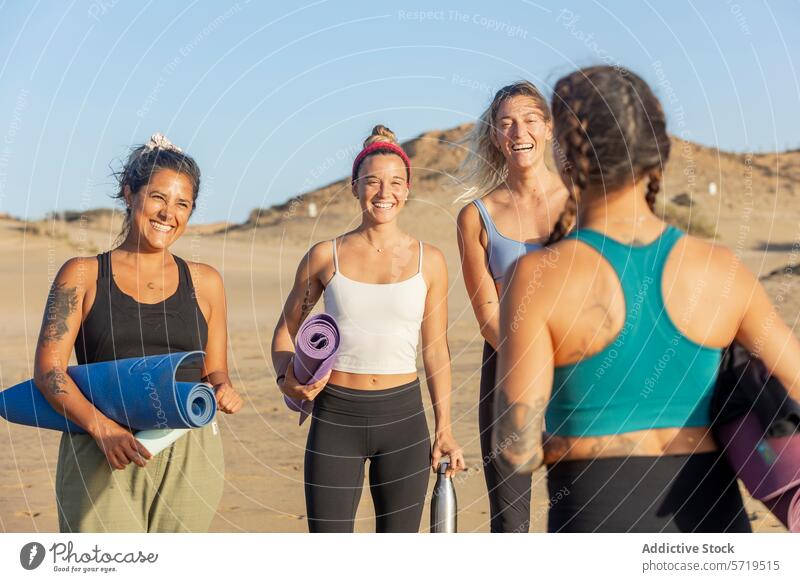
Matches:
[56,422,224,532]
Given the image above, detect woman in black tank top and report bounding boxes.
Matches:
[32,134,241,532]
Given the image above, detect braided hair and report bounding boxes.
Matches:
[546,66,670,245]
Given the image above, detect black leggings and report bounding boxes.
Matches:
[304,379,431,533]
[546,452,752,532]
[478,342,532,533]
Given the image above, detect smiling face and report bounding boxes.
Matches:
[124,169,194,251]
[492,95,552,172]
[352,153,409,225]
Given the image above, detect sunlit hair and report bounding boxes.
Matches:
[460,80,551,196]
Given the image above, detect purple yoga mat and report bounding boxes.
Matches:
[283,313,339,425]
[717,413,800,532]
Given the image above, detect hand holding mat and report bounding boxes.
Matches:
[284,313,339,425]
[0,351,216,433]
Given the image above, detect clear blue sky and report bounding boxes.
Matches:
[0,0,798,223]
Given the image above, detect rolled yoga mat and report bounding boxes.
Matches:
[134,428,191,456]
[716,413,800,532]
[284,313,340,425]
[0,351,216,434]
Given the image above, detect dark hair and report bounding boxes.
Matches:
[461,80,552,194]
[546,66,669,245]
[112,136,201,242]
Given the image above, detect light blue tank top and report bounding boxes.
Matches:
[472,199,541,283]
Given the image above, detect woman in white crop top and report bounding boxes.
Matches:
[271,125,465,533]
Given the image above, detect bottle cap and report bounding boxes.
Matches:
[437,460,450,475]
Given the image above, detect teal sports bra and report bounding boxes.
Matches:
[546,226,720,437]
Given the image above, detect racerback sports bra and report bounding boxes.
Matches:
[546,226,720,437]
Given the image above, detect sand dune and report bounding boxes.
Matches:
[2,124,798,532]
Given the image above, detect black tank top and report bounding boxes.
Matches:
[75,252,209,365]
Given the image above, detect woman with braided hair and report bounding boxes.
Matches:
[457,81,567,532]
[493,66,800,532]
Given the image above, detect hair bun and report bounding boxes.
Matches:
[363,125,398,148]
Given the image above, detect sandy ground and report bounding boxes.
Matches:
[2,126,799,532]
[1,190,797,534]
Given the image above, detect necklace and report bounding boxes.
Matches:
[357,231,394,253]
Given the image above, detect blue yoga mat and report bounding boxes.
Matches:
[0,351,216,433]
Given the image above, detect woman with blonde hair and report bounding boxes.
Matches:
[493,66,800,532]
[457,82,567,532]
[272,125,465,533]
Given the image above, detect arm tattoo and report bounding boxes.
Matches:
[40,282,78,344]
[494,391,546,473]
[299,286,314,324]
[43,368,69,396]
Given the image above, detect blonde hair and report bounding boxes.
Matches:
[460,81,552,196]
[363,124,398,147]
[352,125,411,184]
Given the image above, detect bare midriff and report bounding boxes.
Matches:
[543,426,716,465]
[328,370,418,390]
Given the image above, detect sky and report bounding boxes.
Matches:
[0,0,798,224]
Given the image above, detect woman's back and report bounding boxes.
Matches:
[546,220,745,370]
[543,220,742,436]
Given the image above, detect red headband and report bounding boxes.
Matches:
[351,142,412,185]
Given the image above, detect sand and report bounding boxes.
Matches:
[1,125,798,532]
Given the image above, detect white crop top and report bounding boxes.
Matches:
[323,237,428,374]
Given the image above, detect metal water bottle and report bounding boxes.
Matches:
[430,460,457,533]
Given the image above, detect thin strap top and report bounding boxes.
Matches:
[546,226,720,437]
[323,237,428,375]
[74,252,209,366]
[473,198,541,283]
